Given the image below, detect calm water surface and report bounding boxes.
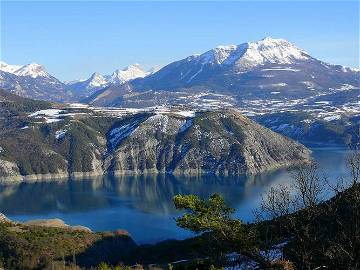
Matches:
[0,147,351,244]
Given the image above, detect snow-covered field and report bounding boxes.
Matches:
[27,105,197,126]
[26,85,360,127]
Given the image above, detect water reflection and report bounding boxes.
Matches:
[0,148,351,243]
[0,174,269,216]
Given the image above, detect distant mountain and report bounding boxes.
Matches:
[106,64,148,84]
[0,61,73,102]
[0,61,23,74]
[65,72,108,98]
[87,37,359,107]
[0,61,154,101]
[1,37,358,109]
[65,64,152,98]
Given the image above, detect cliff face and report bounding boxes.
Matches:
[105,110,310,175]
[0,94,310,181]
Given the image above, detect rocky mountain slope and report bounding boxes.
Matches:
[0,90,310,180]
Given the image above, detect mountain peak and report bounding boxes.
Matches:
[87,72,107,88]
[13,62,50,78]
[195,37,309,68]
[109,64,148,84]
[259,36,287,43]
[124,63,142,69]
[90,72,103,79]
[0,61,23,74]
[0,61,50,78]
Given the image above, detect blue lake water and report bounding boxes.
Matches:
[0,147,351,244]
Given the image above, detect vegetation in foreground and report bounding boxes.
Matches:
[0,148,359,270]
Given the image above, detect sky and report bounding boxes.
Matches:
[1,1,359,81]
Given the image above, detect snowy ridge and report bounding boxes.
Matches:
[193,37,310,70]
[107,64,148,85]
[0,61,22,74]
[68,72,109,92]
[14,63,50,78]
[0,61,50,78]
[67,64,156,93]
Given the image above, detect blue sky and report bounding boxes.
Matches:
[1,1,359,81]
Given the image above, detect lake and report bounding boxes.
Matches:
[0,147,351,244]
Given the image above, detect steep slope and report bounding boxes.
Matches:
[105,110,310,175]
[0,100,310,180]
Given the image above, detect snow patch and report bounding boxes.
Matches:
[55,130,67,140]
[187,65,204,83]
[179,119,193,133]
[29,109,64,117]
[323,115,341,121]
[109,121,140,147]
[338,84,357,91]
[145,114,169,133]
[175,110,196,117]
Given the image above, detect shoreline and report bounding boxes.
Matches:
[0,159,310,183]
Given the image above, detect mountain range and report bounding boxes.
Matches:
[1,37,358,106]
[1,37,359,143]
[65,64,160,98]
[0,61,158,102]
[85,37,358,107]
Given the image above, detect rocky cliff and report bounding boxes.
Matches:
[105,110,310,175]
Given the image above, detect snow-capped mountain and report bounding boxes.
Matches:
[0,61,72,102]
[14,63,51,78]
[66,64,153,97]
[0,60,152,101]
[0,61,51,78]
[86,72,108,88]
[1,37,358,107]
[66,72,109,97]
[0,61,23,74]
[87,37,359,111]
[194,37,309,68]
[106,64,148,85]
[131,37,358,90]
